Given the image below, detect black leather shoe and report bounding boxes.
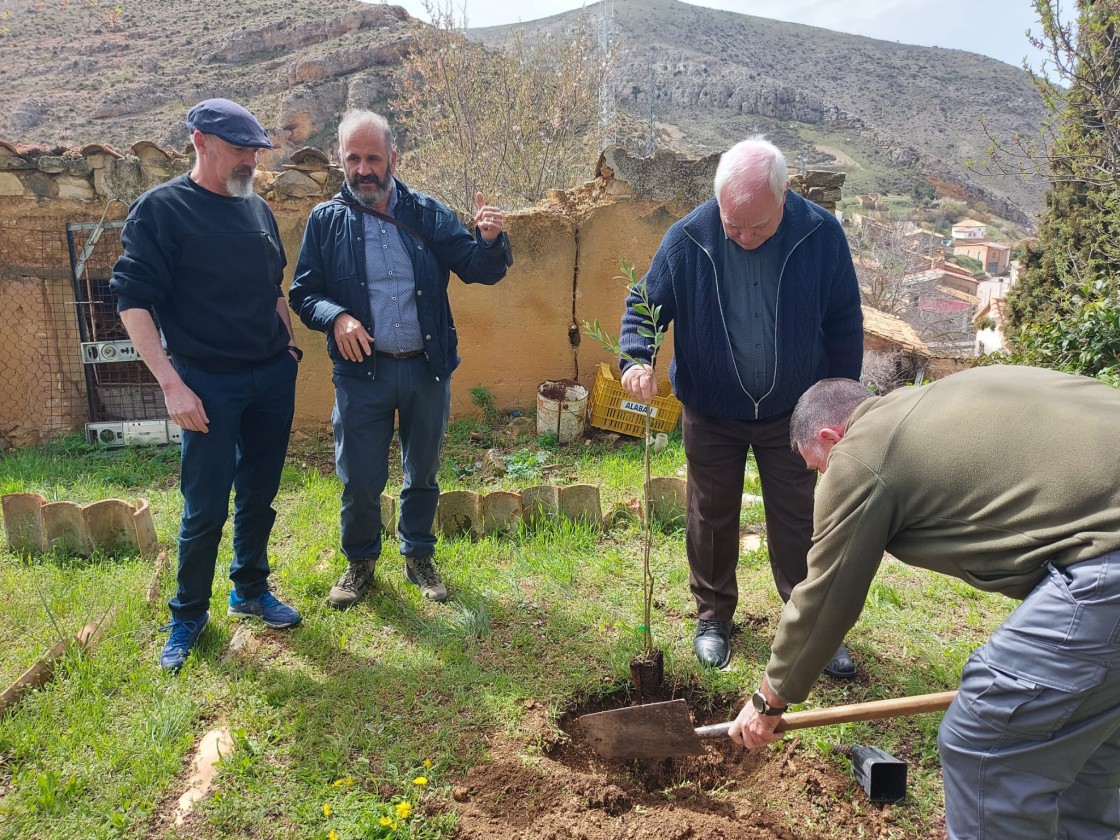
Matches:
[693,619,732,668]
[824,642,856,679]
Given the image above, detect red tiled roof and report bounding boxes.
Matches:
[918,295,973,313]
[861,305,930,355]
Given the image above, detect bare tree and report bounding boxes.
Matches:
[848,215,976,354]
[847,215,938,316]
[392,1,611,215]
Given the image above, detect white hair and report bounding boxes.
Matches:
[713,135,788,208]
[337,109,396,157]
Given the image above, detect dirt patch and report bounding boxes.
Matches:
[442,684,945,839]
[813,144,860,168]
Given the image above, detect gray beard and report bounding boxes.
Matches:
[226,172,255,198]
[348,171,393,208]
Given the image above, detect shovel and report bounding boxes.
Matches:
[578,690,957,759]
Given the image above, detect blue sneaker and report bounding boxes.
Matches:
[227,588,301,629]
[159,612,210,670]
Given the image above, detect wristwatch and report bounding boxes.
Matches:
[752,689,787,717]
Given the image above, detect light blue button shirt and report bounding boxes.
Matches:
[363,187,424,353]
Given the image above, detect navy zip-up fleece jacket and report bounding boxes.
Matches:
[289,179,511,381]
[619,190,863,420]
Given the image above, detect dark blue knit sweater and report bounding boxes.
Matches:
[619,191,863,421]
[111,174,289,373]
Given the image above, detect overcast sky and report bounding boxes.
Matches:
[373,0,1046,69]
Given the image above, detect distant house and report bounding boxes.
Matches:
[954,239,1011,276]
[925,262,982,297]
[951,218,987,240]
[902,224,946,257]
[861,305,930,387]
[898,264,982,355]
[975,296,1008,356]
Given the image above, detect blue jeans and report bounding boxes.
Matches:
[170,352,296,619]
[939,551,1120,839]
[332,357,451,561]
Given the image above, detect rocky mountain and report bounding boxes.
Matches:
[0,0,418,165]
[476,0,1048,227]
[0,0,1046,225]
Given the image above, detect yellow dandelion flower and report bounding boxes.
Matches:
[328,831,338,840]
[379,815,394,826]
[322,803,332,817]
[395,801,412,819]
[332,776,354,788]
[424,758,432,769]
[413,776,428,786]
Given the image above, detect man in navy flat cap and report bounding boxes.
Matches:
[112,98,304,670]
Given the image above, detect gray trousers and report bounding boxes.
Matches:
[939,551,1120,839]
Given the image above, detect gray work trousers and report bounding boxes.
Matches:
[939,551,1120,839]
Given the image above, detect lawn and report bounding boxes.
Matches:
[0,417,1013,839]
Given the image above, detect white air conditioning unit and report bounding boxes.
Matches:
[81,340,139,364]
[86,419,181,448]
[87,421,125,447]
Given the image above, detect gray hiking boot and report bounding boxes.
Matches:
[327,557,376,609]
[404,555,448,602]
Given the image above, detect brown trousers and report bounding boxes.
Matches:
[683,406,817,621]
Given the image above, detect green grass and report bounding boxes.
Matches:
[0,427,1012,838]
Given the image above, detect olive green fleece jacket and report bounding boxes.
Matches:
[766,365,1120,703]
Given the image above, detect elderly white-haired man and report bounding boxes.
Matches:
[618,136,864,673]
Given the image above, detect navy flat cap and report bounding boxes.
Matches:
[186,98,273,149]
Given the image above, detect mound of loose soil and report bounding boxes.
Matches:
[440,686,947,839]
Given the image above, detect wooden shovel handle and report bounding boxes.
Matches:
[694,690,958,740]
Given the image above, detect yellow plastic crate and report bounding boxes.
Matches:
[587,363,682,438]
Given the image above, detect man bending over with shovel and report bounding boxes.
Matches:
[730,365,1120,839]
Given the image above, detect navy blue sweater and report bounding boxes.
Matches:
[619,191,863,421]
[111,174,289,372]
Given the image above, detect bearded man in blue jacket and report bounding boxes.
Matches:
[290,109,511,608]
[619,136,864,672]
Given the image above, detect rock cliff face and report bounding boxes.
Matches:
[477,0,1047,226]
[204,6,402,64]
[0,0,417,159]
[1,0,1045,224]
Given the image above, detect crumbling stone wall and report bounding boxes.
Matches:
[0,137,845,446]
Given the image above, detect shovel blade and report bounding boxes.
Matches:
[578,699,707,759]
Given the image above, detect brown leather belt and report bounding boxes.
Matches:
[375,349,425,360]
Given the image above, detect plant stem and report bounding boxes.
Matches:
[641,409,654,653]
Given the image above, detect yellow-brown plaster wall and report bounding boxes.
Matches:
[447,212,578,416]
[0,141,862,447]
[572,200,686,395]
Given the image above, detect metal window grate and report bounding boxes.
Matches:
[66,221,167,427]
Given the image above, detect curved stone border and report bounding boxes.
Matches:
[2,493,158,559]
[423,478,686,536]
